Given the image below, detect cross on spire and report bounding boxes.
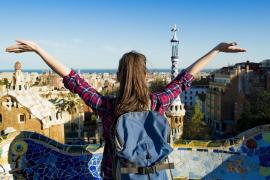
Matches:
[171,24,179,42]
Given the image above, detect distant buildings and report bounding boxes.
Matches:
[38,71,65,89]
[0,62,67,143]
[1,56,269,144]
[205,60,270,137]
[181,85,208,107]
[261,59,270,68]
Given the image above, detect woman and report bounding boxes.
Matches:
[6,40,245,179]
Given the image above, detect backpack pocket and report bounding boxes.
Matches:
[133,139,157,166]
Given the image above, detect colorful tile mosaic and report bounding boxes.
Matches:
[0,125,270,179]
[170,125,270,179]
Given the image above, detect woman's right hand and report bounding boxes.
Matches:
[6,39,70,77]
[6,40,40,53]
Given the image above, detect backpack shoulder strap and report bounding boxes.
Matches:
[147,99,152,111]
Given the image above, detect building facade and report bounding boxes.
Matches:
[205,61,269,137]
[181,85,208,107]
[0,62,66,143]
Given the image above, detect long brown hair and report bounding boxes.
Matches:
[114,51,149,118]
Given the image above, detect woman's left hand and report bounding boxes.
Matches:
[215,42,246,53]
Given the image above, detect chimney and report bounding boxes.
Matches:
[246,64,249,73]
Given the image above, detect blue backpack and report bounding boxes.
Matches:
[111,111,175,180]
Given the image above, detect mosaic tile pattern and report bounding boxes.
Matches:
[1,131,102,179]
[0,125,270,179]
[171,125,270,179]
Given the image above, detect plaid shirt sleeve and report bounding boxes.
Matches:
[151,69,194,114]
[62,70,107,114]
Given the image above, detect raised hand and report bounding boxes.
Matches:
[6,40,40,53]
[186,41,246,76]
[215,42,246,53]
[6,39,70,77]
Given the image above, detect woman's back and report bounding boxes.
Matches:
[62,65,194,178]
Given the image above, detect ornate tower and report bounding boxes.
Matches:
[166,25,186,142]
[170,25,179,79]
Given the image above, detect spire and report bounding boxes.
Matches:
[166,25,186,143]
[171,24,179,42]
[171,25,180,79]
[15,61,22,72]
[10,61,27,91]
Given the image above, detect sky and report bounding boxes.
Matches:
[0,0,269,70]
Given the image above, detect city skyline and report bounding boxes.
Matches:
[0,0,269,69]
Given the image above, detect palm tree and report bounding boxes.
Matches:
[54,93,83,139]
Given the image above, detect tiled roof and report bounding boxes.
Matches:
[6,89,66,128]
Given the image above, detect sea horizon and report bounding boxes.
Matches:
[0,68,216,74]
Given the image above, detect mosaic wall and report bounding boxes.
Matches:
[171,125,270,179]
[0,125,269,179]
[0,131,103,179]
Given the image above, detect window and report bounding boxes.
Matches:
[190,96,192,100]
[216,122,220,131]
[0,114,2,123]
[19,114,26,123]
[56,111,62,120]
[6,99,10,108]
[19,85,22,90]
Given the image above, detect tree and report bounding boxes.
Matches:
[149,77,167,93]
[0,78,9,85]
[100,85,119,96]
[182,102,212,140]
[237,90,270,133]
[54,93,83,137]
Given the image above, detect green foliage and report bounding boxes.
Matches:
[182,102,212,140]
[0,78,9,85]
[174,139,191,145]
[55,93,82,114]
[174,138,239,147]
[237,90,270,133]
[149,77,167,93]
[91,114,97,121]
[100,86,119,96]
[191,78,209,86]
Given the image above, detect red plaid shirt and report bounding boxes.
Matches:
[63,69,194,179]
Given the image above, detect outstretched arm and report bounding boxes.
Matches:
[152,42,246,114]
[186,42,246,76]
[6,40,70,77]
[6,40,107,114]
